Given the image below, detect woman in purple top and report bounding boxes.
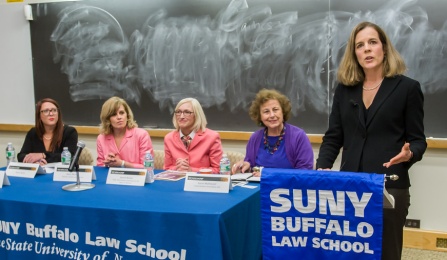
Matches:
[231,89,314,176]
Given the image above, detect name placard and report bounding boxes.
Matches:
[184,173,231,193]
[53,165,96,182]
[106,167,147,186]
[0,171,11,188]
[6,162,46,178]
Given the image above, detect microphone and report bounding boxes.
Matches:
[68,141,85,172]
[350,99,358,107]
[385,174,399,181]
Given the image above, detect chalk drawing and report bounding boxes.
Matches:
[50,0,447,117]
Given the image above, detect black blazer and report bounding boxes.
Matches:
[316,75,427,189]
[17,125,78,163]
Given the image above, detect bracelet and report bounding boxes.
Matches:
[121,160,125,168]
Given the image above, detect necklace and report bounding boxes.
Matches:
[263,126,286,154]
[363,78,384,91]
[43,135,52,140]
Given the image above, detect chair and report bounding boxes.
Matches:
[78,147,94,166]
[224,150,245,168]
[153,150,165,169]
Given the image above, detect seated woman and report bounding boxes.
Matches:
[231,89,314,176]
[164,98,223,173]
[18,98,78,165]
[96,96,153,168]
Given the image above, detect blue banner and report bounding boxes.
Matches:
[261,169,384,260]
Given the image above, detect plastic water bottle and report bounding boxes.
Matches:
[144,151,154,183]
[219,154,231,175]
[5,142,15,166]
[61,147,71,165]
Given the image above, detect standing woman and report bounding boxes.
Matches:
[96,97,153,168]
[164,98,223,173]
[232,89,314,175]
[18,98,78,164]
[316,22,427,260]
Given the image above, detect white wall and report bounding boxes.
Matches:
[0,2,35,124]
[0,0,446,233]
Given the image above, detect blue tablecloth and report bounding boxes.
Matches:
[0,167,261,260]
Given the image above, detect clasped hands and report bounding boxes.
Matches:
[104,153,123,167]
[23,153,47,166]
[175,158,191,172]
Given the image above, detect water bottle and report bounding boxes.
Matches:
[219,154,231,175]
[144,151,154,183]
[61,147,71,165]
[5,142,15,166]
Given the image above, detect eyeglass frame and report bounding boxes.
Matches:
[174,110,194,117]
[40,108,59,116]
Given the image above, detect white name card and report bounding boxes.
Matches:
[0,171,11,188]
[106,167,147,186]
[53,165,96,182]
[6,162,46,178]
[184,173,231,193]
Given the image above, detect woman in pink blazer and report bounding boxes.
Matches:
[96,97,153,168]
[164,98,223,173]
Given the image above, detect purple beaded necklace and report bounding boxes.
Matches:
[263,126,286,154]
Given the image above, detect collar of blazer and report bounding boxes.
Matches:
[176,128,206,150]
[352,76,402,128]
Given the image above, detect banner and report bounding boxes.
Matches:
[261,169,384,260]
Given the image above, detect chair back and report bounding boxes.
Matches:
[78,147,94,166]
[224,150,245,168]
[153,150,165,169]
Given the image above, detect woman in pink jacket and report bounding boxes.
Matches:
[96,97,153,168]
[164,98,223,173]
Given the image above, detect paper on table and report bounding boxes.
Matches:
[43,162,63,173]
[154,170,188,181]
[247,176,260,182]
[231,172,253,181]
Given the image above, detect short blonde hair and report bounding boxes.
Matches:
[172,98,207,132]
[249,89,291,126]
[337,21,407,86]
[99,97,137,135]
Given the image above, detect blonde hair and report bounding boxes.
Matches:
[172,98,207,132]
[99,97,138,135]
[337,21,407,86]
[249,89,291,126]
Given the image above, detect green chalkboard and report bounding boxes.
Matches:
[30,0,447,137]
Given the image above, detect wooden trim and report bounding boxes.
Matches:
[1,123,446,148]
[404,228,447,252]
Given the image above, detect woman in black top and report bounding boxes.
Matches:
[18,98,78,165]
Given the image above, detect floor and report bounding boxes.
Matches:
[402,247,447,260]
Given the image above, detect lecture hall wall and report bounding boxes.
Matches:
[0,0,446,234]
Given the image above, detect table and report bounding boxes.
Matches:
[0,167,261,260]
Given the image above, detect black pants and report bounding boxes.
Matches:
[382,188,410,260]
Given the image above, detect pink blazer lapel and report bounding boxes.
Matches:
[117,128,132,152]
[188,130,204,150]
[174,131,188,152]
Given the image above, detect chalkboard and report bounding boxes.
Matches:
[30,0,447,137]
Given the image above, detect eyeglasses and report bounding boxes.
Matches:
[174,110,194,116]
[40,108,58,115]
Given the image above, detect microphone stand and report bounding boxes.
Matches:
[62,162,95,191]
